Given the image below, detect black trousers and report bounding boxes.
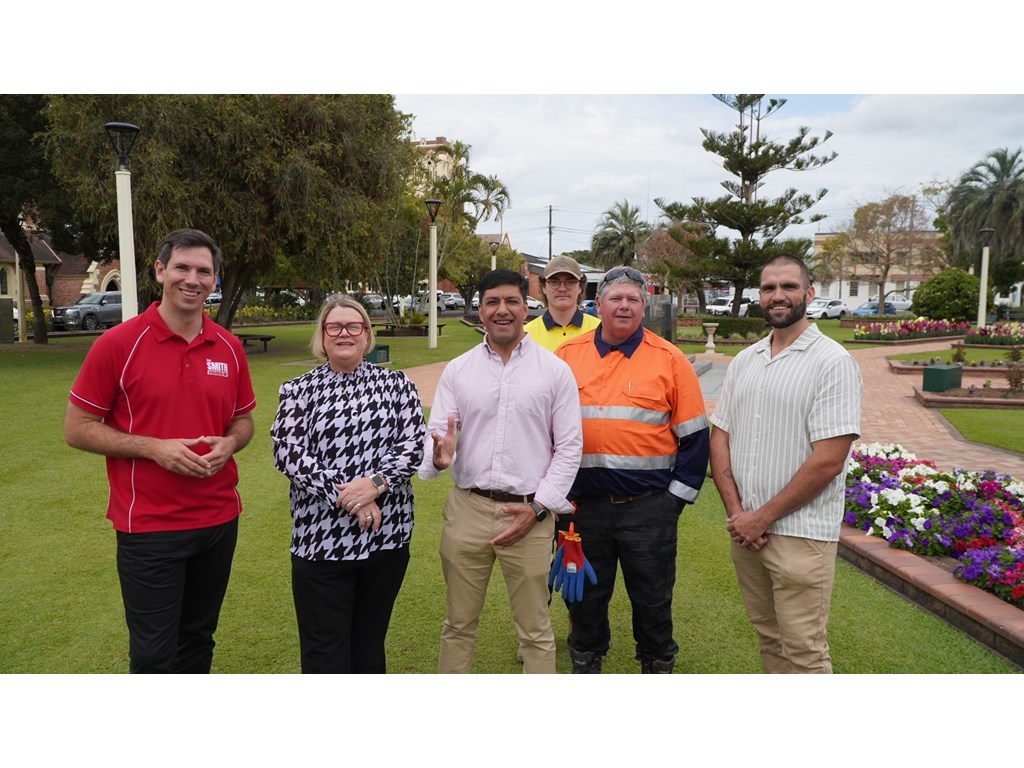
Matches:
[116,518,238,674]
[565,491,681,662]
[291,545,410,674]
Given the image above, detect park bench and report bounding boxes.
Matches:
[372,323,445,337]
[235,333,275,353]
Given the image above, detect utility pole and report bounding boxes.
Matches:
[549,205,553,260]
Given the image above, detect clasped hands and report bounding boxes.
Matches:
[726,507,771,551]
[336,476,383,533]
[152,435,236,478]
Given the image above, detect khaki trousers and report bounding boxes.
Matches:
[731,534,837,674]
[439,487,556,673]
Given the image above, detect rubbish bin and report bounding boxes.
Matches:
[922,364,962,393]
[0,298,14,344]
[364,344,390,364]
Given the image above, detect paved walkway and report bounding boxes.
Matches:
[403,340,1024,477]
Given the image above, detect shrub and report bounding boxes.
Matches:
[911,269,981,322]
[698,316,767,338]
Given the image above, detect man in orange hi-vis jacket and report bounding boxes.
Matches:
[556,266,709,674]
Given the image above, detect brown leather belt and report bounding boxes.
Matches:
[467,488,535,504]
[606,489,661,505]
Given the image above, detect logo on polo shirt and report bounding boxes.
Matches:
[206,359,229,378]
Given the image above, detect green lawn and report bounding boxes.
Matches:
[0,325,1018,673]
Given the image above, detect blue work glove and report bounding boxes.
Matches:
[548,522,598,603]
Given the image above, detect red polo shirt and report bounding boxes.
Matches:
[69,302,257,533]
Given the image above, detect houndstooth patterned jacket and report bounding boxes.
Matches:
[271,361,426,561]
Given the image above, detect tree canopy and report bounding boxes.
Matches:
[822,193,946,316]
[590,199,652,268]
[945,147,1024,292]
[656,94,835,316]
[44,95,417,326]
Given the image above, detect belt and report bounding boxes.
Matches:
[605,489,661,505]
[467,488,535,504]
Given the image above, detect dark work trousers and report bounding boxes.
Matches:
[116,517,238,674]
[565,491,682,662]
[291,545,410,674]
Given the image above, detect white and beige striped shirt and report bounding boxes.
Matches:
[710,324,863,541]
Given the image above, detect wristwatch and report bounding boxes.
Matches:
[370,473,387,496]
[529,500,548,522]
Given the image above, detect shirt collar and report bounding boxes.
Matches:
[146,301,217,345]
[594,323,644,358]
[757,323,822,360]
[541,308,586,331]
[483,331,532,360]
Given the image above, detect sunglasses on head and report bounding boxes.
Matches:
[600,266,645,288]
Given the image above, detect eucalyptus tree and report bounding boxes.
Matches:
[590,199,652,268]
[825,193,946,316]
[656,94,835,317]
[44,94,416,327]
[945,147,1024,292]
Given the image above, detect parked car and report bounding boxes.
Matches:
[51,291,123,331]
[471,292,480,309]
[360,294,385,310]
[706,296,751,316]
[443,292,465,310]
[852,301,897,316]
[806,298,848,319]
[205,292,222,308]
[526,296,543,310]
[581,299,597,316]
[871,294,912,312]
[392,295,414,311]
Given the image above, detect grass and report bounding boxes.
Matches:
[938,409,1024,455]
[0,324,1019,673]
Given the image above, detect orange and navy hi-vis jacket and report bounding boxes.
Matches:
[556,326,710,504]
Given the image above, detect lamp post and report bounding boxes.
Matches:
[425,199,442,349]
[489,241,498,271]
[104,122,141,321]
[977,227,996,330]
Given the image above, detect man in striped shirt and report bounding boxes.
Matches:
[710,255,862,673]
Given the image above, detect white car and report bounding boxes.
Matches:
[526,296,543,310]
[872,294,912,312]
[806,298,848,319]
[706,296,751,316]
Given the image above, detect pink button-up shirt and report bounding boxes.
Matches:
[418,334,583,514]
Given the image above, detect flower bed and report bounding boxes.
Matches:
[853,318,971,341]
[845,443,1024,607]
[965,322,1024,346]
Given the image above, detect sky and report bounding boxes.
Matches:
[394,94,1024,259]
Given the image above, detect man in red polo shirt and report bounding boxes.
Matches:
[64,228,256,673]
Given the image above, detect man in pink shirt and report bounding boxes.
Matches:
[420,269,583,673]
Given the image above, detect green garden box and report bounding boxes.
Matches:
[922,364,962,393]
[364,344,390,364]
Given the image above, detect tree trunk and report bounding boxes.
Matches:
[0,219,49,344]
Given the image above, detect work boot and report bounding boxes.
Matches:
[569,647,603,674]
[640,657,675,674]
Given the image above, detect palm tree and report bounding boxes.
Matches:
[591,199,652,268]
[424,140,510,271]
[946,148,1024,291]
